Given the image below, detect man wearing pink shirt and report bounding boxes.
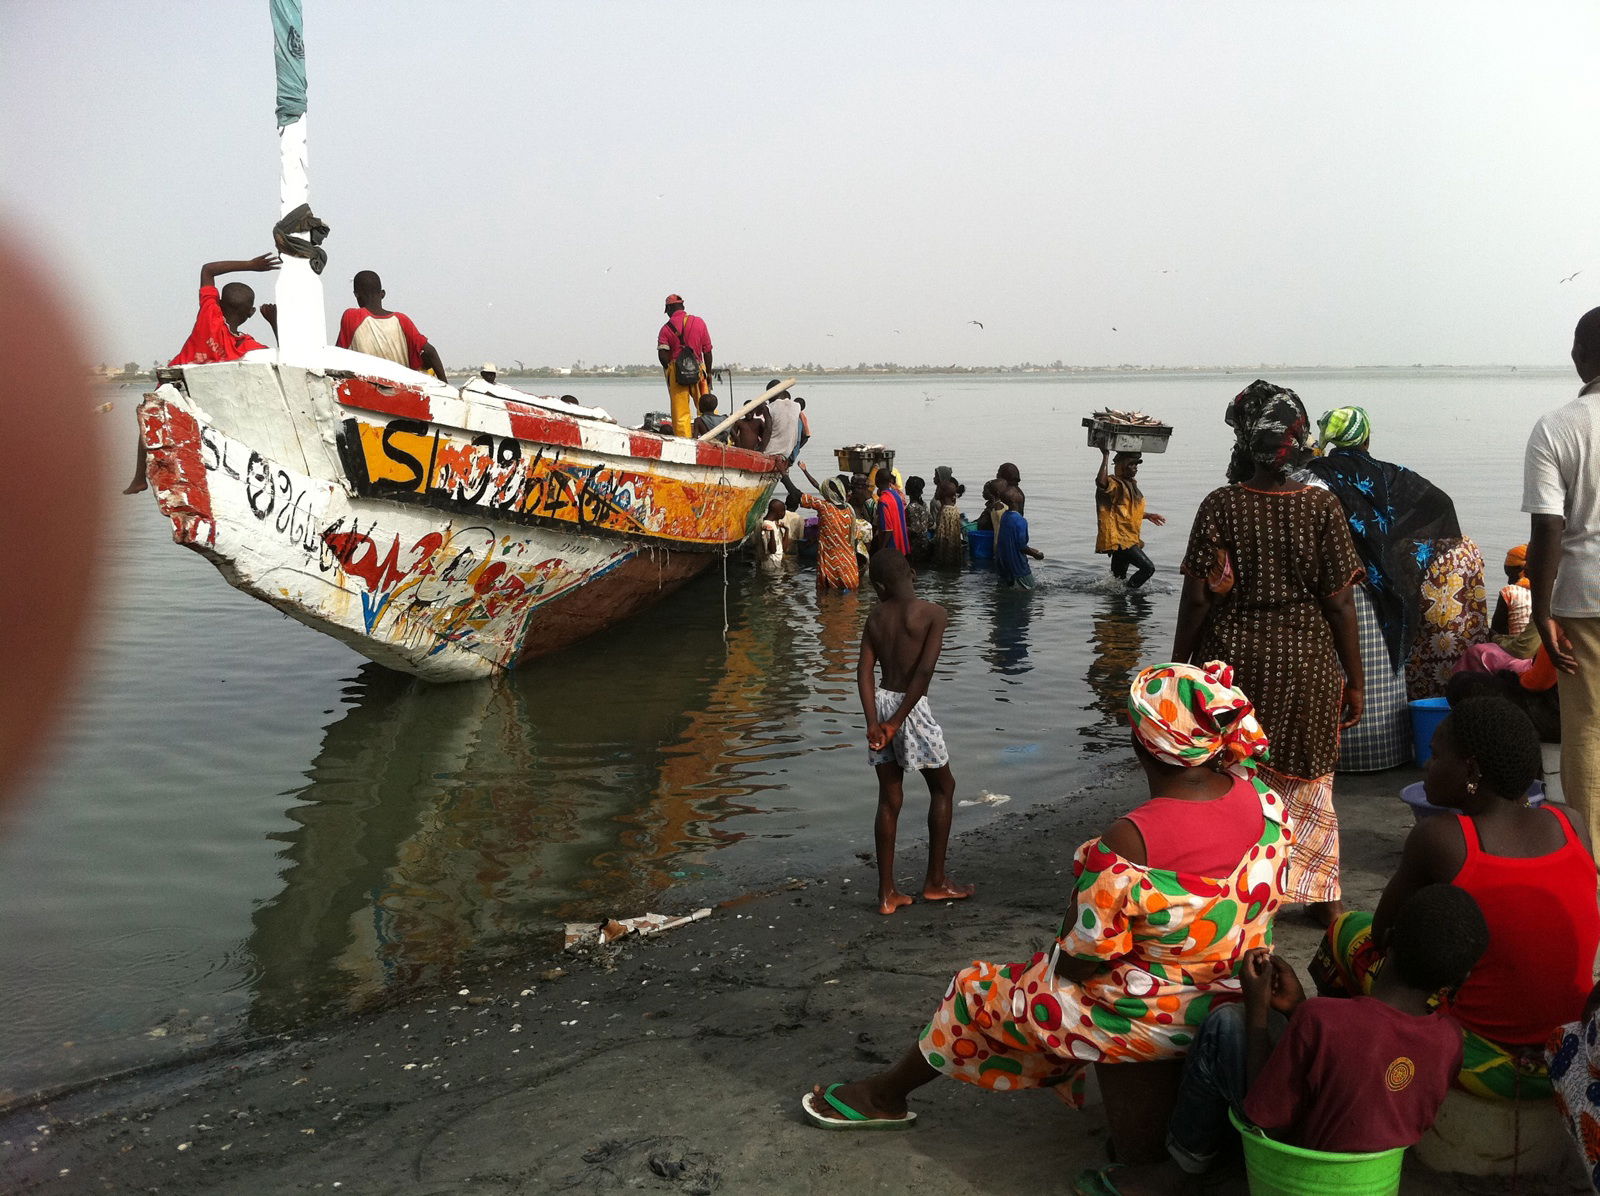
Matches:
[657,293,713,437]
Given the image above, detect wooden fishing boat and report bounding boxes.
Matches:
[136,2,784,682]
[140,358,783,681]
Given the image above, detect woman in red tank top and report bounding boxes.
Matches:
[1314,695,1600,1099]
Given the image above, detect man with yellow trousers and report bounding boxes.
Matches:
[657,294,713,437]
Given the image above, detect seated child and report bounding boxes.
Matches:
[691,392,720,438]
[1092,883,1488,1194]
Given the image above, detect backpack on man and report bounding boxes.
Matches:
[671,312,701,389]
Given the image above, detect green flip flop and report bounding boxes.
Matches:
[1070,1165,1125,1196]
[800,1084,917,1130]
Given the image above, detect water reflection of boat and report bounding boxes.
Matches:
[243,578,808,1031]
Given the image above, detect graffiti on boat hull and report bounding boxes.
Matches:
[319,520,631,657]
[176,408,633,669]
[340,416,762,545]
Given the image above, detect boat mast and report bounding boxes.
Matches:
[270,0,325,358]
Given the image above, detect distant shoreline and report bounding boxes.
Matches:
[94,362,1572,383]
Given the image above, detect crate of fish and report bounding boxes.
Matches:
[1083,409,1172,454]
[834,444,896,476]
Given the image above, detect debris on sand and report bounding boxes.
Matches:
[958,790,1011,808]
[563,909,712,951]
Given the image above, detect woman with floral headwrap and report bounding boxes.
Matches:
[1304,404,1487,726]
[801,661,1291,1153]
[1174,381,1363,925]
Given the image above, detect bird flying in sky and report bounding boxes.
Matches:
[968,320,984,329]
[1561,271,1582,284]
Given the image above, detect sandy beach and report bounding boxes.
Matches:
[3,767,1588,1195]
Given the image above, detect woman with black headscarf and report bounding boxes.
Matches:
[1302,405,1481,769]
[1173,381,1365,924]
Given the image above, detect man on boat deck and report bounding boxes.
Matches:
[657,294,713,438]
[335,271,449,381]
[124,253,281,495]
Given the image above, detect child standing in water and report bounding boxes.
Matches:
[857,548,974,915]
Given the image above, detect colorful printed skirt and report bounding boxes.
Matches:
[1547,1013,1600,1191]
[1261,766,1340,904]
[931,504,965,568]
[1407,537,1489,700]
[917,950,1232,1108]
[1311,911,1551,1100]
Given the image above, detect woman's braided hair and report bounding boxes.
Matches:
[1442,695,1542,800]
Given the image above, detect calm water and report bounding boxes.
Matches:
[0,368,1569,1095]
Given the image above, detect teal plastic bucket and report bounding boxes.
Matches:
[1232,1111,1403,1196]
[1409,697,1451,765]
[968,529,994,560]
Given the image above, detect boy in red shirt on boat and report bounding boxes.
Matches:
[124,253,281,494]
[858,547,973,916]
[1086,883,1488,1194]
[335,270,449,380]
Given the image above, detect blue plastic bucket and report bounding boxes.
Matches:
[968,529,994,560]
[1409,697,1451,764]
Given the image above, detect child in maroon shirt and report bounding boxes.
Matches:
[1086,884,1488,1193]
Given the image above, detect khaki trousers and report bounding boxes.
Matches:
[1558,615,1600,859]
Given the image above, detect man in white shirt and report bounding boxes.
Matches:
[760,379,803,465]
[1524,305,1600,845]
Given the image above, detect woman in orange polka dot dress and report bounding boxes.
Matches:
[802,661,1291,1129]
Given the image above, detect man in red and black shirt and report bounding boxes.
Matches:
[125,254,280,494]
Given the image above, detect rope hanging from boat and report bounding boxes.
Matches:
[272,203,331,274]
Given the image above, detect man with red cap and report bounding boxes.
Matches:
[657,294,713,437]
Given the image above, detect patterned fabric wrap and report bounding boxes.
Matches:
[918,776,1292,1105]
[1316,405,1372,450]
[1225,380,1313,484]
[1337,586,1412,772]
[1312,911,1552,1101]
[1408,537,1490,699]
[1263,767,1340,902]
[930,502,965,568]
[1303,447,1462,669]
[1127,661,1270,776]
[1547,1010,1600,1191]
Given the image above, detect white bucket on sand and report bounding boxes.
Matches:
[1413,1087,1571,1177]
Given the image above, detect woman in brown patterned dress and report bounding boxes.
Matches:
[1172,381,1364,924]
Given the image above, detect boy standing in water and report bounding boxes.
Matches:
[857,548,974,915]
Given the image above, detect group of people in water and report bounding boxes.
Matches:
[805,313,1600,1193]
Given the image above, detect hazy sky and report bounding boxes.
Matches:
[6,1,1599,369]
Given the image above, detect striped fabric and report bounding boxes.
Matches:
[1263,766,1340,903]
[1337,586,1412,772]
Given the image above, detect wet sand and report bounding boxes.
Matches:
[3,769,1587,1194]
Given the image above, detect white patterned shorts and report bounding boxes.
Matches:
[868,689,950,772]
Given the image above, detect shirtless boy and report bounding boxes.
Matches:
[857,547,973,915]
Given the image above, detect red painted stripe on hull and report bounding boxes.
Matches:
[505,400,583,447]
[335,377,433,422]
[694,439,783,473]
[628,433,664,459]
[144,399,217,546]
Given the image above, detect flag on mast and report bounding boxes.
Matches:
[271,0,307,127]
